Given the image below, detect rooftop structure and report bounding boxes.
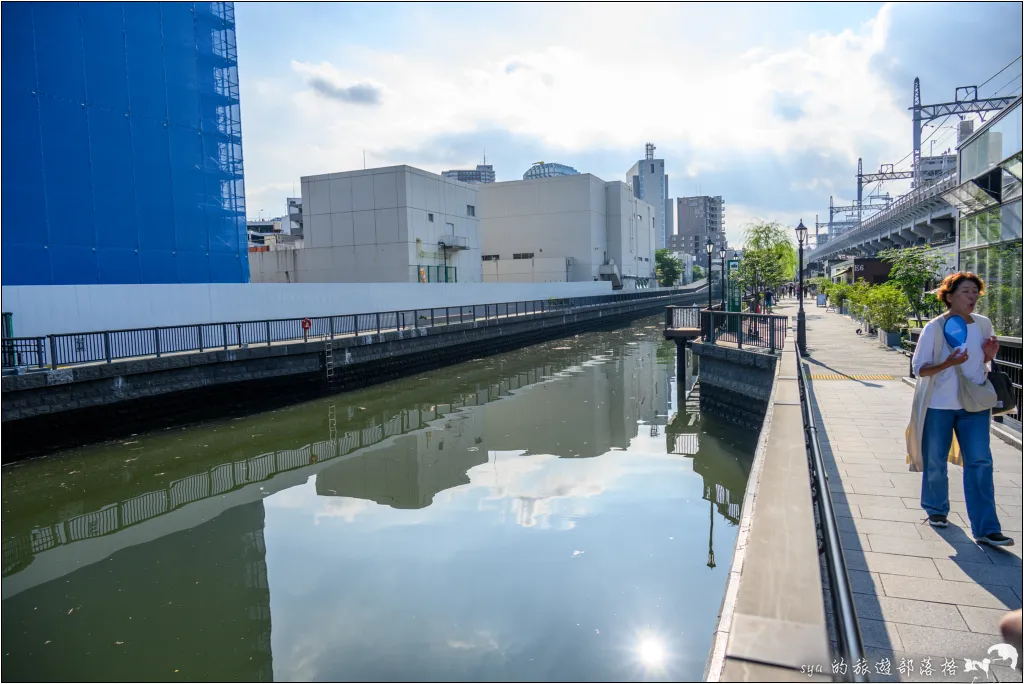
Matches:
[523,162,580,180]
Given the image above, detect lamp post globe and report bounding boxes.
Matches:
[795,220,807,355]
[705,238,714,309]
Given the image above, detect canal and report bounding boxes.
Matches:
[1,315,757,682]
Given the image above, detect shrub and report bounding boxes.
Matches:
[867,284,910,332]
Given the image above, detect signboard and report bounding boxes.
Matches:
[727,260,741,313]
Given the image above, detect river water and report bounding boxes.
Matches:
[1,316,757,682]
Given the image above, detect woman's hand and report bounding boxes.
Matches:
[944,348,969,367]
[982,336,999,363]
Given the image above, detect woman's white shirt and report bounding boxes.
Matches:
[912,316,988,410]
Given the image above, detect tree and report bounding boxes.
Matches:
[655,248,682,286]
[736,222,797,308]
[692,264,705,281]
[879,246,947,326]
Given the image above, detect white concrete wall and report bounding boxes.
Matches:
[626,157,667,249]
[605,182,656,281]
[251,166,482,284]
[1,281,613,337]
[482,257,570,283]
[479,174,614,283]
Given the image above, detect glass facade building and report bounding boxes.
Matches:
[949,97,1022,337]
[522,162,579,180]
[1,2,248,285]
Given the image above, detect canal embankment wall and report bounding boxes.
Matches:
[2,291,700,459]
[703,338,832,681]
[691,341,777,429]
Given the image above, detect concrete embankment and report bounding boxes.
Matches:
[2,292,699,459]
[702,338,832,681]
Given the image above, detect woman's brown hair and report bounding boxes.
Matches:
[936,271,985,308]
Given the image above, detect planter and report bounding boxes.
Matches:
[878,328,902,348]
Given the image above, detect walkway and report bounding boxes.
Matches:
[779,299,1023,683]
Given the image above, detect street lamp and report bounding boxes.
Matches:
[705,238,714,309]
[719,247,728,310]
[796,219,808,355]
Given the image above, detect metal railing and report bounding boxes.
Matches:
[665,305,701,330]
[4,289,693,371]
[906,331,1022,420]
[1,337,46,369]
[700,310,789,352]
[797,346,867,682]
[808,171,957,261]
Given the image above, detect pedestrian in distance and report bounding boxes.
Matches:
[763,288,774,314]
[906,272,1013,547]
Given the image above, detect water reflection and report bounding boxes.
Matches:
[2,319,755,682]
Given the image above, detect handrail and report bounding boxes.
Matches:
[3,288,698,371]
[809,172,957,261]
[796,348,867,682]
[700,310,789,353]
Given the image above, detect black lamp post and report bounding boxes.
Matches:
[719,247,728,310]
[796,220,807,355]
[706,238,714,309]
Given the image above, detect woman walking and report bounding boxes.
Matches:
[907,272,1013,547]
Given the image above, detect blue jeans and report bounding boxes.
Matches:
[921,408,1001,538]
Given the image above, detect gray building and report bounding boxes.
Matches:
[669,195,727,259]
[441,164,496,184]
[626,143,669,249]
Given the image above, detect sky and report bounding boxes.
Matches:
[235,2,1023,247]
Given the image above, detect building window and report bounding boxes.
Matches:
[428,213,434,222]
[513,252,534,259]
[467,205,476,217]
[650,163,655,173]
[482,254,500,261]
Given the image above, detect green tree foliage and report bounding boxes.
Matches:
[879,246,947,326]
[654,248,682,286]
[867,283,910,332]
[736,222,797,306]
[692,264,705,281]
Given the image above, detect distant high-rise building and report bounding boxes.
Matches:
[442,164,495,184]
[667,196,726,259]
[523,162,579,180]
[626,143,669,249]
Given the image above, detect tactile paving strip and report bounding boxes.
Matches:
[810,374,895,380]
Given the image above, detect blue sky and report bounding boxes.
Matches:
[235,2,1022,246]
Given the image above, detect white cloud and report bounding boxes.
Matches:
[241,3,914,226]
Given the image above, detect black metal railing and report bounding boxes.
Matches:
[907,330,1022,420]
[4,288,696,371]
[1,337,46,369]
[797,346,867,683]
[665,305,701,330]
[700,310,789,352]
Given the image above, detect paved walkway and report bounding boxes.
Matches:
[777,299,1022,683]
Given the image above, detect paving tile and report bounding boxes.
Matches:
[956,605,1013,635]
[849,569,884,595]
[846,493,913,508]
[831,502,858,518]
[992,663,1024,683]
[839,517,924,540]
[932,559,1024,592]
[840,531,871,552]
[894,622,1007,661]
[853,593,968,630]
[848,484,906,496]
[857,505,932,524]
[998,504,1023,520]
[867,534,993,562]
[879,575,1019,610]
[846,552,940,579]
[977,544,1023,568]
[857,616,904,650]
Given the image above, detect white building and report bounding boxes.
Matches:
[478,173,656,288]
[626,143,669,249]
[249,166,482,284]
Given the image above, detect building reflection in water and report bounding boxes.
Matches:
[2,328,754,681]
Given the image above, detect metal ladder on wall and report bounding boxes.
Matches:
[324,335,336,386]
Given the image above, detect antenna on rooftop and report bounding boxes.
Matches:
[645,142,655,160]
